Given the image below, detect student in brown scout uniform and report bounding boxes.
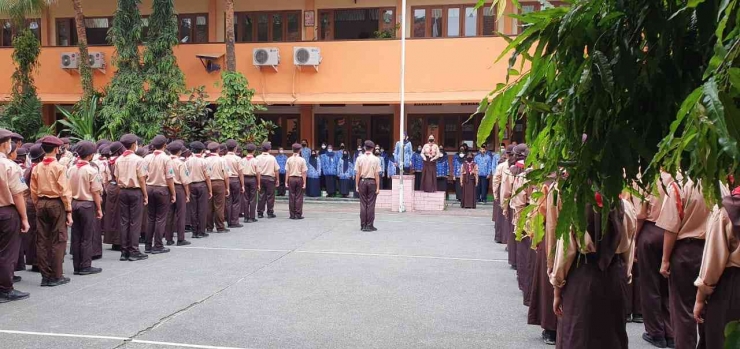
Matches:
[114,134,149,262]
[239,144,260,223]
[165,142,191,246]
[67,141,103,275]
[693,187,740,349]
[355,140,380,232]
[30,136,73,286]
[420,135,441,193]
[257,142,280,219]
[550,197,637,349]
[0,129,31,302]
[205,142,230,233]
[223,140,244,228]
[20,144,44,273]
[186,142,212,238]
[656,177,709,349]
[103,142,124,251]
[143,136,175,254]
[286,143,307,219]
[91,144,110,260]
[136,146,150,244]
[528,180,558,345]
[459,152,478,209]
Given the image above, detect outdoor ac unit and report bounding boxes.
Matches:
[293,47,321,67]
[88,52,105,69]
[60,52,79,69]
[253,47,280,67]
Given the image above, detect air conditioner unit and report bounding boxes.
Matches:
[293,47,321,69]
[88,52,105,69]
[253,47,280,68]
[60,52,79,69]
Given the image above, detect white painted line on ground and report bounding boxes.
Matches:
[176,246,292,253]
[293,250,507,263]
[0,329,257,349]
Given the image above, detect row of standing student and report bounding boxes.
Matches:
[492,143,740,349]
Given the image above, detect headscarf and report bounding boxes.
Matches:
[309,151,318,169]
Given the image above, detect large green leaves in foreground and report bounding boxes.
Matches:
[477,0,733,246]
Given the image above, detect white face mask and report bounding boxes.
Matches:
[327,148,333,152]
[279,150,284,154]
[459,153,465,158]
[321,145,327,149]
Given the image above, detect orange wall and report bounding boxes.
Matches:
[0,37,511,104]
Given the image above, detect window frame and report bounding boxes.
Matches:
[55,16,114,46]
[317,7,396,41]
[177,13,209,44]
[410,4,494,38]
[1,18,42,47]
[234,10,302,43]
[257,114,301,150]
[407,114,494,151]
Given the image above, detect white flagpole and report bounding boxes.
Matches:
[398,0,407,213]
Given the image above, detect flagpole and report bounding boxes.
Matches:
[398,0,407,213]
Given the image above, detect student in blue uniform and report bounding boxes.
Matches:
[453,145,466,201]
[385,152,397,189]
[394,133,413,174]
[275,147,288,196]
[337,150,355,197]
[300,139,311,160]
[474,145,493,203]
[411,145,423,190]
[306,150,322,197]
[320,145,338,197]
[375,148,386,190]
[354,145,363,161]
[436,147,450,197]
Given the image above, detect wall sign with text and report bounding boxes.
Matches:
[304,11,315,27]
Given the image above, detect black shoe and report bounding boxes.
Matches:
[243,218,250,223]
[139,237,146,244]
[74,267,102,275]
[144,248,152,254]
[201,232,210,238]
[632,314,644,323]
[229,224,243,228]
[0,289,29,303]
[626,314,633,323]
[367,226,377,231]
[216,229,230,233]
[92,255,102,260]
[542,330,556,345]
[250,219,258,223]
[207,229,214,233]
[296,216,304,220]
[176,240,191,246]
[290,216,296,219]
[666,338,675,348]
[12,275,21,283]
[184,226,193,233]
[151,248,170,254]
[192,233,202,239]
[47,277,70,287]
[111,244,121,251]
[258,213,264,218]
[40,278,51,287]
[510,265,517,270]
[166,240,175,246]
[267,214,276,218]
[129,253,149,261]
[120,252,129,261]
[30,265,40,273]
[642,333,667,348]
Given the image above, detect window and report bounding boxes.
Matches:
[407,114,491,150]
[315,115,392,150]
[235,11,301,42]
[56,17,113,46]
[318,8,396,41]
[178,14,208,43]
[412,4,495,38]
[0,19,42,47]
[258,115,300,149]
[518,2,541,33]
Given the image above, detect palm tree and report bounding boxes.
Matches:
[224,0,236,71]
[71,0,94,108]
[0,0,52,26]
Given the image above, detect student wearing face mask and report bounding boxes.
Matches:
[300,139,311,160]
[320,145,338,197]
[354,145,363,161]
[411,144,423,190]
[337,150,355,198]
[453,146,466,201]
[385,149,397,190]
[421,135,441,193]
[460,152,478,209]
[394,133,413,174]
[319,142,328,155]
[306,150,322,197]
[375,147,386,190]
[474,145,493,204]
[436,146,449,197]
[275,147,288,196]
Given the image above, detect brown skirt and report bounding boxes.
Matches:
[528,241,557,331]
[517,236,536,306]
[506,208,517,267]
[496,200,509,245]
[421,160,437,193]
[704,267,740,349]
[460,175,476,209]
[493,198,503,243]
[103,183,120,245]
[557,257,628,349]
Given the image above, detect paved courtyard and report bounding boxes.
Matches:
[1,202,653,348]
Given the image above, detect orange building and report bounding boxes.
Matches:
[0,0,562,150]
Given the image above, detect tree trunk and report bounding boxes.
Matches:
[72,0,94,106]
[224,0,236,72]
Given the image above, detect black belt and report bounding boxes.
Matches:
[289,176,302,178]
[72,199,93,202]
[120,187,140,190]
[211,179,224,182]
[38,197,62,200]
[361,178,376,181]
[244,175,256,178]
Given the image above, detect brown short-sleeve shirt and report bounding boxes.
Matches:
[239,155,259,176]
[67,161,103,201]
[114,151,148,189]
[171,156,191,186]
[286,155,307,177]
[656,178,709,240]
[206,155,228,181]
[694,206,740,295]
[186,154,211,183]
[0,153,28,207]
[257,153,280,177]
[31,157,72,211]
[144,151,175,187]
[223,153,242,178]
[354,153,380,179]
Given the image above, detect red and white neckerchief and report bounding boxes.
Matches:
[670,182,685,220]
[153,150,163,156]
[516,160,525,169]
[122,150,134,157]
[109,156,119,166]
[194,153,204,158]
[733,186,740,196]
[466,161,475,174]
[42,157,56,165]
[76,160,89,169]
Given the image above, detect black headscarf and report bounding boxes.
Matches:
[342,152,350,172]
[309,152,318,169]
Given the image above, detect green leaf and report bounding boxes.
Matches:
[729,68,740,91]
[687,0,706,7]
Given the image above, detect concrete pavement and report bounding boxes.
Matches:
[1,203,654,348]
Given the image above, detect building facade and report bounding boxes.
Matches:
[0,0,563,150]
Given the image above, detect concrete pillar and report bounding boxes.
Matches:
[304,0,315,41]
[502,0,517,35]
[40,8,51,46]
[42,105,56,126]
[396,0,403,38]
[208,0,218,42]
[300,105,314,147]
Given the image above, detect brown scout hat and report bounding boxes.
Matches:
[225,139,238,149]
[120,134,138,148]
[364,140,375,149]
[29,144,44,160]
[0,129,12,140]
[39,136,64,147]
[292,143,302,152]
[75,141,96,158]
[207,142,220,152]
[166,142,183,154]
[262,141,272,151]
[150,135,168,149]
[10,132,23,142]
[245,143,256,152]
[109,141,124,155]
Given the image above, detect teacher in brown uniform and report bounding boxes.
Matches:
[420,135,441,193]
[114,134,149,262]
[143,135,176,254]
[0,129,30,302]
[67,141,103,275]
[355,140,380,232]
[31,136,73,286]
[286,143,307,219]
[186,141,212,238]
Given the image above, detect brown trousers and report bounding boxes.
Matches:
[226,177,242,226]
[145,186,170,250]
[243,176,258,220]
[118,189,143,254]
[506,208,517,267]
[189,182,208,234]
[669,238,705,349]
[71,200,95,270]
[93,197,103,258]
[0,206,21,292]
[527,241,557,331]
[207,180,226,231]
[288,177,304,218]
[16,200,36,270]
[359,179,377,228]
[637,221,673,339]
[626,260,643,315]
[704,267,740,349]
[36,198,67,279]
[258,176,276,215]
[166,184,186,242]
[103,183,120,245]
